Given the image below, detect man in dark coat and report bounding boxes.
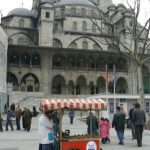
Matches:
[86,111,98,135]
[129,104,136,139]
[112,106,125,145]
[132,103,146,147]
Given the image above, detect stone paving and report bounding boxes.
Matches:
[0,113,150,150]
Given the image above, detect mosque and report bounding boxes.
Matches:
[0,0,150,116]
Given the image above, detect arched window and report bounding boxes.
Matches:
[21,53,30,66]
[92,24,96,32]
[19,19,24,28]
[81,8,86,16]
[70,42,77,49]
[82,41,88,49]
[18,38,24,45]
[32,53,41,66]
[71,8,76,15]
[73,21,77,30]
[9,52,19,66]
[53,39,62,48]
[82,21,87,31]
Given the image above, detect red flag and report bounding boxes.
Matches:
[104,65,109,84]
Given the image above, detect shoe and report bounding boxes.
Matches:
[119,142,124,145]
[138,144,142,147]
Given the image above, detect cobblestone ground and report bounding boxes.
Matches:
[0,112,150,150]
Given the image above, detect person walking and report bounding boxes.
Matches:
[0,113,3,132]
[69,109,75,124]
[6,110,14,131]
[129,104,136,140]
[132,103,146,147]
[38,110,54,150]
[112,106,126,145]
[10,102,15,116]
[100,117,107,144]
[86,111,98,135]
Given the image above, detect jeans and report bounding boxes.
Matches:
[16,118,21,130]
[6,120,14,131]
[116,129,124,144]
[42,143,54,150]
[53,123,60,137]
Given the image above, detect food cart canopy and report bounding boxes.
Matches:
[40,98,107,111]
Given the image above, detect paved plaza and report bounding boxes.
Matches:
[0,113,150,150]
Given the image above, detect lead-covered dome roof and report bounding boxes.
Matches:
[7,8,34,17]
[55,0,96,7]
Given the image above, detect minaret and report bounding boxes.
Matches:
[98,0,113,12]
[31,0,39,16]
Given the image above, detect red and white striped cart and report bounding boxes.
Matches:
[40,98,107,150]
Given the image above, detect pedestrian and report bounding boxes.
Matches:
[6,110,14,131]
[10,102,15,115]
[112,106,125,145]
[52,111,60,138]
[38,110,54,150]
[69,109,75,124]
[22,107,27,130]
[128,104,136,140]
[15,106,22,130]
[24,109,32,131]
[100,117,107,144]
[0,113,3,132]
[33,104,38,117]
[86,111,98,135]
[120,103,126,138]
[105,118,111,143]
[132,103,146,147]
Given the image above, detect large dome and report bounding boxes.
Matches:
[7,8,34,17]
[55,0,96,7]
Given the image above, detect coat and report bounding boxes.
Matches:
[100,120,107,138]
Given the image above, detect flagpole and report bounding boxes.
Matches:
[113,65,116,113]
[105,64,109,118]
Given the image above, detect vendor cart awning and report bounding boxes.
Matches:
[40,98,107,111]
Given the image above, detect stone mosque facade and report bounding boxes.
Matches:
[1,0,150,113]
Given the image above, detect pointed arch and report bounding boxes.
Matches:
[21,73,40,92]
[96,76,105,93]
[116,77,128,94]
[52,75,66,94]
[7,72,19,91]
[76,75,87,95]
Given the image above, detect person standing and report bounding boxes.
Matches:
[10,102,15,115]
[69,109,75,124]
[15,106,22,130]
[24,109,33,132]
[38,110,54,150]
[86,111,98,135]
[129,104,136,140]
[6,110,14,131]
[112,106,126,145]
[132,103,146,147]
[0,113,3,132]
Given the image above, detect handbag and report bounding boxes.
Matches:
[48,132,54,140]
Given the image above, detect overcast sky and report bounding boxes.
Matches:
[0,0,150,25]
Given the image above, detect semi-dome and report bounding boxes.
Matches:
[55,0,96,7]
[7,8,34,17]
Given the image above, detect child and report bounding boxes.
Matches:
[100,117,107,144]
[105,118,111,143]
[0,113,3,132]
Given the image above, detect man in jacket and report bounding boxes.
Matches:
[112,106,125,145]
[132,103,146,147]
[38,110,54,150]
[129,104,136,140]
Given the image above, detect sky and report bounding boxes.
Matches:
[0,0,150,25]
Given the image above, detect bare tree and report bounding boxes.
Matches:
[91,0,150,108]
